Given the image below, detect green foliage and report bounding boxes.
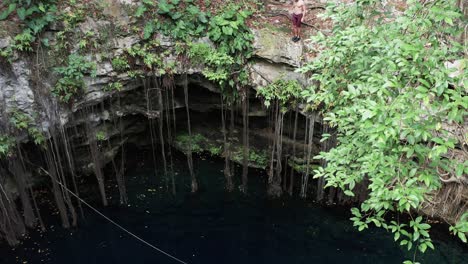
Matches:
[78,31,99,51]
[53,54,96,103]
[205,4,254,91]
[207,4,254,60]
[127,69,144,79]
[51,4,87,57]
[12,29,35,51]
[10,110,45,146]
[0,0,58,31]
[188,42,235,85]
[449,213,468,243]
[111,56,130,72]
[248,149,268,168]
[0,0,57,56]
[59,2,86,28]
[288,157,319,174]
[134,0,211,41]
[0,135,14,158]
[232,148,268,168]
[175,133,206,153]
[126,42,164,70]
[300,0,466,254]
[95,131,106,141]
[104,81,124,92]
[208,145,222,156]
[158,0,210,40]
[257,79,303,109]
[131,0,253,90]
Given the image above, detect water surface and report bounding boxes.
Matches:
[0,157,466,263]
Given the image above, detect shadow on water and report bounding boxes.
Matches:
[0,154,467,264]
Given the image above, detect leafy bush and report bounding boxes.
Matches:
[248,150,268,168]
[0,0,57,55]
[134,0,210,41]
[175,133,206,153]
[208,4,254,60]
[188,42,235,85]
[449,212,468,243]
[104,81,124,92]
[0,135,14,158]
[299,0,466,253]
[53,54,96,103]
[126,42,164,70]
[257,79,303,109]
[130,0,254,95]
[232,148,268,168]
[208,145,222,156]
[111,56,130,72]
[10,110,45,146]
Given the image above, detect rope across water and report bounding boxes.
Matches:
[46,172,188,264]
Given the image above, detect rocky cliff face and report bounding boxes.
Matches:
[0,1,319,161]
[1,24,307,126]
[0,0,337,245]
[0,0,326,198]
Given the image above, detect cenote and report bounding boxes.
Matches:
[0,154,466,264]
[1,0,467,263]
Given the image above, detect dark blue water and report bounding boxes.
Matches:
[1,157,467,264]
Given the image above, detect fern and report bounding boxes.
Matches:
[53,54,96,103]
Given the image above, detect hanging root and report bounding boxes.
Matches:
[422,182,468,225]
[220,94,234,191]
[241,87,249,193]
[85,115,108,207]
[0,174,26,246]
[267,101,284,197]
[183,74,198,193]
[288,108,299,195]
[162,74,177,195]
[300,115,315,199]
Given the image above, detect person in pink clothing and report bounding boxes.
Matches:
[291,0,306,42]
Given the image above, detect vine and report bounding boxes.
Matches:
[299,0,467,257]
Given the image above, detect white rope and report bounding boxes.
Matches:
[51,176,188,264]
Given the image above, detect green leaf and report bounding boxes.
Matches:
[222,26,233,36]
[0,3,17,20]
[351,207,361,217]
[458,232,467,243]
[135,5,147,17]
[419,223,430,230]
[17,7,27,20]
[143,22,154,39]
[38,3,46,12]
[171,12,183,20]
[198,13,208,23]
[419,243,427,253]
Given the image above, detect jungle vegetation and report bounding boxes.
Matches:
[0,1,466,263]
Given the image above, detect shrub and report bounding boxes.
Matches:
[53,54,96,103]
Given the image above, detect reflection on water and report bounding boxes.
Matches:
[0,156,466,264]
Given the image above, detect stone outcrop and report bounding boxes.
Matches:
[0,20,308,131]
